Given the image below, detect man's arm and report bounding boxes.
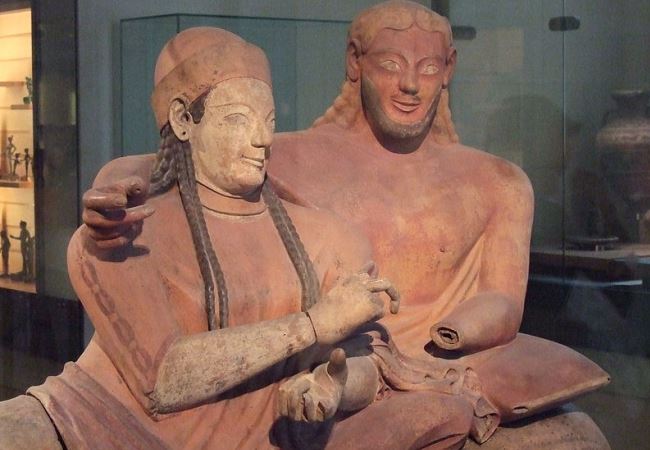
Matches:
[430,160,534,353]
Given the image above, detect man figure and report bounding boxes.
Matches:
[10,220,31,280]
[82,2,610,448]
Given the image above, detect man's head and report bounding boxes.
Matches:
[313,1,458,146]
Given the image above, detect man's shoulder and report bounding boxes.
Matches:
[443,143,532,190]
[93,154,156,187]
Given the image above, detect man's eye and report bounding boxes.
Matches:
[379,60,400,72]
[224,113,249,125]
[421,64,439,75]
[268,117,276,132]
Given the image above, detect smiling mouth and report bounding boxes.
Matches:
[241,156,266,168]
[392,98,421,113]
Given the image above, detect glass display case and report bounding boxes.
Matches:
[446,2,650,448]
[0,8,35,293]
[0,2,646,447]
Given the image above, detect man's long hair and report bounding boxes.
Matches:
[312,1,459,145]
[149,93,320,331]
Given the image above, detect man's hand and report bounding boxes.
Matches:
[82,176,154,249]
[278,348,348,422]
[306,263,400,345]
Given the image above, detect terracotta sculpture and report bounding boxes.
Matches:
[78,3,614,449]
[11,151,21,177]
[0,27,516,450]
[22,148,31,180]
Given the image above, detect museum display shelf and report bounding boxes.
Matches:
[0,8,35,293]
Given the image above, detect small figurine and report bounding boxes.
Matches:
[22,149,31,180]
[2,135,16,178]
[0,230,10,276]
[11,151,21,178]
[10,220,32,281]
[23,77,33,105]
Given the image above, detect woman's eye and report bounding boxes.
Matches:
[224,113,249,125]
[421,64,439,75]
[268,117,276,131]
[379,60,400,72]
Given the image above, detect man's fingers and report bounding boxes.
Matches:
[86,226,127,241]
[100,176,146,198]
[83,190,128,211]
[90,225,141,249]
[119,176,147,199]
[83,176,147,210]
[86,221,142,240]
[83,204,155,228]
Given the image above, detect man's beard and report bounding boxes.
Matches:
[360,75,439,141]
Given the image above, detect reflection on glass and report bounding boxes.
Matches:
[448,1,650,448]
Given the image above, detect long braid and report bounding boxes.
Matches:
[176,138,230,329]
[262,182,320,311]
[150,125,229,330]
[150,127,179,195]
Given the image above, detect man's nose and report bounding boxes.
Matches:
[399,69,419,95]
[251,120,272,148]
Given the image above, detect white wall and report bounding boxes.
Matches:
[77,0,429,191]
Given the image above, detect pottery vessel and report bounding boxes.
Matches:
[597,90,650,221]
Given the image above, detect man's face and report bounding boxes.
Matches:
[359,27,451,142]
[190,78,275,196]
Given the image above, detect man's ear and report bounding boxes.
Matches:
[443,47,457,88]
[346,38,362,82]
[168,98,193,142]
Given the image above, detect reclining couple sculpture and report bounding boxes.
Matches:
[0,2,610,449]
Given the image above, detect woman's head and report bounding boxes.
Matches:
[170,78,274,197]
[152,27,274,197]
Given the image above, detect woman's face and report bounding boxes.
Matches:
[189,78,275,197]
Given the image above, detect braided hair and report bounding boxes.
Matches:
[149,92,319,330]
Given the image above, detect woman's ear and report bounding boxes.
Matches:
[168,98,193,142]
